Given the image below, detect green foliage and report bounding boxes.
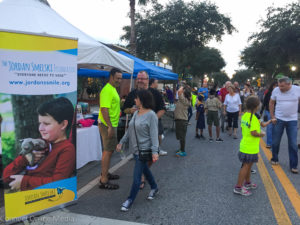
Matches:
[78,77,88,98]
[1,131,16,168]
[232,69,256,85]
[240,2,300,79]
[211,72,230,87]
[0,94,11,103]
[122,0,235,73]
[183,47,226,77]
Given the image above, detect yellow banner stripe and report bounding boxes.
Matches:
[0,31,77,51]
[257,153,292,225]
[260,139,300,219]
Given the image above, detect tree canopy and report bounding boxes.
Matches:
[179,47,226,77]
[211,71,230,87]
[121,0,235,75]
[231,69,256,85]
[240,2,300,80]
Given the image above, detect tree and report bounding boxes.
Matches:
[38,0,50,6]
[128,0,150,56]
[121,0,235,73]
[177,47,226,83]
[231,69,256,85]
[240,3,300,80]
[185,47,226,77]
[211,71,230,87]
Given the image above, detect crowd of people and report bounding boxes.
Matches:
[96,68,299,211]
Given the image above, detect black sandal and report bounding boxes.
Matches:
[108,173,120,180]
[99,180,119,190]
[139,181,146,190]
[100,173,120,180]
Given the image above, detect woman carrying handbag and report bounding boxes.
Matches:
[116,89,159,212]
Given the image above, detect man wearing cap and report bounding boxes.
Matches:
[269,76,300,174]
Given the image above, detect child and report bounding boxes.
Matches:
[3,97,75,191]
[195,95,205,139]
[234,96,272,196]
[205,89,223,143]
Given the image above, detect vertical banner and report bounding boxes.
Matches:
[0,30,78,223]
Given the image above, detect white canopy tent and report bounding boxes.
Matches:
[0,0,134,73]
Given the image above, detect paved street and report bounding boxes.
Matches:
[1,115,300,225]
[69,115,300,225]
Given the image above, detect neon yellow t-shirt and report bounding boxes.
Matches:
[192,94,197,107]
[98,83,120,127]
[240,112,261,154]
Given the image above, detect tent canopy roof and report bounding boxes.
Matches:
[78,51,179,80]
[118,51,178,80]
[0,0,134,73]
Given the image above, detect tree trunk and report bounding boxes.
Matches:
[129,0,137,56]
[11,95,54,154]
[38,0,50,6]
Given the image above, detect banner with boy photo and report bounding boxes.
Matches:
[0,30,77,223]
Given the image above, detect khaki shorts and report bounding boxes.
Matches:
[99,123,118,152]
[207,110,219,126]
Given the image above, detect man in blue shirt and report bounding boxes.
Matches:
[198,83,209,101]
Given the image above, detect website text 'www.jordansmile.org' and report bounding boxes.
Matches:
[8,80,71,86]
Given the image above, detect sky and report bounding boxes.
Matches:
[47,0,296,78]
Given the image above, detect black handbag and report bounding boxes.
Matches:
[133,114,152,162]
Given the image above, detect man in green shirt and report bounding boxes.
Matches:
[98,68,122,189]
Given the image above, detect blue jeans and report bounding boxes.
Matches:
[264,110,273,146]
[188,106,193,122]
[271,119,298,169]
[128,154,157,202]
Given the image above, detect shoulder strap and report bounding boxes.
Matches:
[133,114,140,150]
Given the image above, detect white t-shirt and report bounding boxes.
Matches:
[271,85,300,121]
[224,93,242,113]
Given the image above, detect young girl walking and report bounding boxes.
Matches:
[234,96,272,196]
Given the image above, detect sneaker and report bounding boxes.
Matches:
[209,138,213,143]
[147,188,159,200]
[216,138,223,142]
[195,134,200,139]
[270,160,279,165]
[121,199,132,212]
[244,182,257,190]
[251,169,257,174]
[233,186,252,196]
[291,168,298,174]
[159,149,168,156]
[176,149,181,153]
[233,134,238,139]
[176,151,187,157]
[200,135,206,140]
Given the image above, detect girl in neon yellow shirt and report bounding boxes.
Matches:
[234,96,272,196]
